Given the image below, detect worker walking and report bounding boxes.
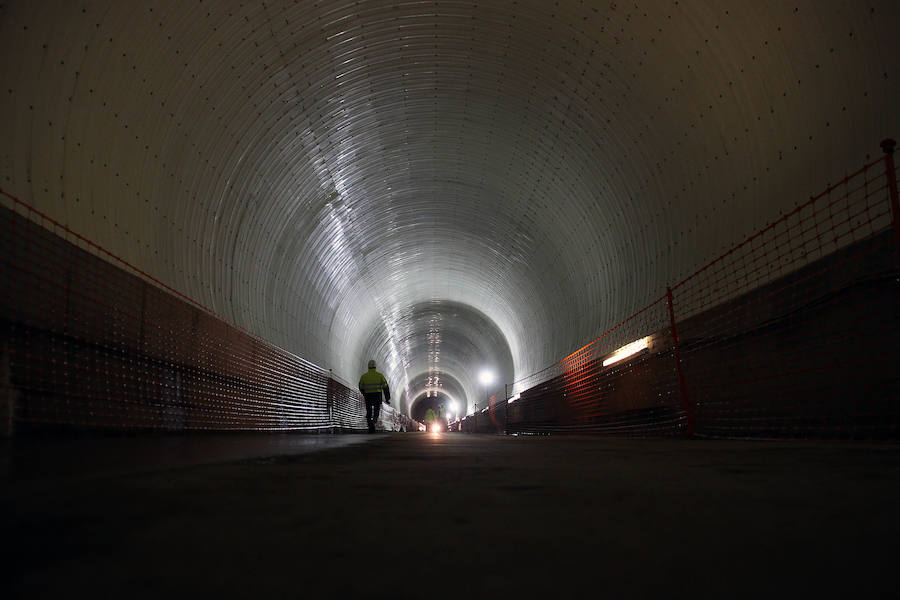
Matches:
[359,359,390,433]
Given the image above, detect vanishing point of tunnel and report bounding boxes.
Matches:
[2,1,900,597]
[2,0,897,415]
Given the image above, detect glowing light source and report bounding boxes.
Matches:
[449,401,458,413]
[602,337,650,367]
[479,370,495,385]
[507,393,521,404]
[431,424,441,433]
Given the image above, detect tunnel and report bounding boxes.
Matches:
[1,1,899,596]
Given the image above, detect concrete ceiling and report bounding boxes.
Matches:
[1,0,897,415]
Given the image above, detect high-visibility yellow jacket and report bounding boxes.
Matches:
[359,368,390,401]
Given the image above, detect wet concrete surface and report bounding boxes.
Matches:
[3,433,900,598]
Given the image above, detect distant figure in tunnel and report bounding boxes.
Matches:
[359,360,390,433]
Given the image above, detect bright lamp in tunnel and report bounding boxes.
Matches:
[479,370,495,385]
[602,337,650,367]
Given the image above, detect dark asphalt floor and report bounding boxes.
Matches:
[3,433,900,598]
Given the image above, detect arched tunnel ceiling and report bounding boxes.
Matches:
[1,1,897,416]
[408,373,465,421]
[359,301,514,414]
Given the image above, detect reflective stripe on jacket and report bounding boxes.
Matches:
[359,368,390,400]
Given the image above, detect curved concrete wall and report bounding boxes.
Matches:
[1,0,897,414]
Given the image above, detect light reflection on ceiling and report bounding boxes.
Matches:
[0,0,897,414]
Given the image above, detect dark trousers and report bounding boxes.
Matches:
[364,394,382,430]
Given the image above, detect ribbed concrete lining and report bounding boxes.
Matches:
[1,1,897,415]
[407,372,467,420]
[358,301,514,413]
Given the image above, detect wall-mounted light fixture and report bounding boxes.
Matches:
[602,337,650,367]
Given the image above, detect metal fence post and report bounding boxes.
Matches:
[881,139,900,265]
[504,383,508,434]
[666,287,696,437]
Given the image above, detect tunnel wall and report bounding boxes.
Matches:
[463,152,900,439]
[0,193,418,434]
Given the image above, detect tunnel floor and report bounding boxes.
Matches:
[4,433,899,598]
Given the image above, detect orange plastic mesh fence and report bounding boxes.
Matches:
[503,149,899,439]
[0,191,418,433]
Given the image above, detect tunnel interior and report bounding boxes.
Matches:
[409,392,451,427]
[2,3,899,596]
[0,0,897,424]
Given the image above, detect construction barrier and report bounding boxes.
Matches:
[498,140,900,439]
[1,141,897,439]
[0,191,418,434]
